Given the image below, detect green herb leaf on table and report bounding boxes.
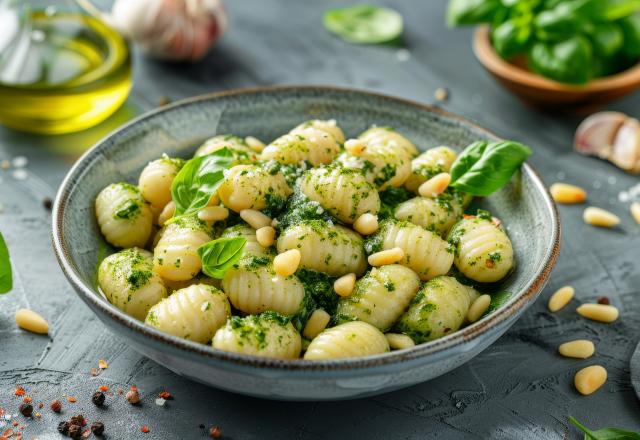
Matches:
[447,0,501,26]
[198,237,247,279]
[450,140,532,196]
[0,232,12,294]
[323,5,403,44]
[171,148,234,217]
[568,416,640,440]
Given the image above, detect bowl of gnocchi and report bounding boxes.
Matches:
[52,86,560,400]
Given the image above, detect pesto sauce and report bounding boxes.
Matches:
[378,187,413,219]
[275,190,333,232]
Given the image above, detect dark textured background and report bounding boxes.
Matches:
[1,1,639,438]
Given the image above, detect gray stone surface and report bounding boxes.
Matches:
[0,0,639,438]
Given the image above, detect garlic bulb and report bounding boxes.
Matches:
[110,0,227,61]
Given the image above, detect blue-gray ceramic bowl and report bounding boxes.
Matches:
[52,86,560,400]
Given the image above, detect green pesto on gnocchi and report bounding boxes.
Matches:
[95,119,531,361]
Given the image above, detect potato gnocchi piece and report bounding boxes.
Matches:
[261,129,341,166]
[396,276,479,342]
[220,223,271,257]
[404,147,457,192]
[162,275,221,293]
[394,190,472,236]
[153,215,213,281]
[277,220,367,277]
[359,126,419,157]
[336,141,412,189]
[95,182,154,248]
[217,164,292,213]
[195,134,257,164]
[98,248,167,320]
[145,284,231,343]
[222,257,304,316]
[367,220,453,281]
[448,214,514,283]
[304,321,389,360]
[291,119,346,144]
[213,312,301,359]
[299,166,380,224]
[335,264,420,331]
[138,156,184,210]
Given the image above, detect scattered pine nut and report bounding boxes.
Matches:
[197,206,229,222]
[353,213,378,235]
[15,309,49,334]
[302,309,331,339]
[368,247,404,266]
[467,294,491,323]
[157,201,175,226]
[334,273,356,297]
[550,183,587,204]
[256,226,276,247]
[631,202,640,224]
[344,139,366,155]
[273,249,301,277]
[418,173,451,198]
[245,136,265,153]
[583,207,620,228]
[576,303,619,323]
[386,333,415,350]
[548,286,575,312]
[574,365,607,396]
[240,209,272,230]
[558,340,595,359]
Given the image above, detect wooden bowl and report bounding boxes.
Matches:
[473,26,640,110]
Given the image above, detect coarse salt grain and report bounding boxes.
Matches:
[12,169,27,180]
[155,398,166,406]
[11,156,27,168]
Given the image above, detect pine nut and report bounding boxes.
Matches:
[256,226,276,247]
[386,333,415,350]
[240,209,272,230]
[302,309,331,339]
[15,309,49,334]
[273,249,301,277]
[157,201,175,226]
[574,365,607,396]
[418,173,451,198]
[548,286,575,312]
[558,340,595,359]
[368,247,404,266]
[334,273,356,297]
[197,206,229,222]
[631,202,640,224]
[344,139,366,155]
[467,294,491,323]
[353,213,378,235]
[583,207,620,228]
[576,303,619,323]
[245,136,265,153]
[550,183,587,204]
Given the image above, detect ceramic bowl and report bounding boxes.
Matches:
[473,26,640,109]
[52,86,560,400]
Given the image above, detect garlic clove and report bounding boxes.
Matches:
[574,111,627,159]
[610,118,640,173]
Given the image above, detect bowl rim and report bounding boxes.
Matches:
[473,25,640,92]
[51,85,561,372]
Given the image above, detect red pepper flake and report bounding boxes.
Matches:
[22,397,32,404]
[485,259,495,268]
[141,426,150,433]
[14,387,25,396]
[99,385,109,392]
[158,391,172,399]
[597,296,610,305]
[491,217,502,227]
[11,421,18,427]
[81,428,91,439]
[463,214,475,220]
[98,359,108,370]
[443,327,451,333]
[2,429,13,438]
[90,368,98,377]
[37,403,43,409]
[67,396,77,403]
[117,388,124,395]
[130,386,138,392]
[209,426,222,438]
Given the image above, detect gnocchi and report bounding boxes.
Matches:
[404,146,457,192]
[304,321,389,360]
[217,164,292,212]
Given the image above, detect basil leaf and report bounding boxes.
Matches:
[492,17,533,58]
[323,5,403,44]
[447,0,501,26]
[450,140,532,196]
[198,237,247,279]
[450,141,489,182]
[569,416,640,440]
[114,201,140,219]
[528,35,593,84]
[591,23,624,57]
[620,13,640,58]
[0,232,12,294]
[603,0,640,21]
[171,148,234,217]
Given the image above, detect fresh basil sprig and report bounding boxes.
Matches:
[323,5,403,44]
[0,232,12,294]
[198,237,247,279]
[171,148,234,217]
[569,416,640,439]
[450,140,532,196]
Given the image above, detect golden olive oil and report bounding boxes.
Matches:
[0,12,131,134]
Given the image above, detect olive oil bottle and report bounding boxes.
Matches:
[0,3,131,134]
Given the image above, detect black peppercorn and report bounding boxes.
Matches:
[42,197,53,211]
[70,414,85,426]
[91,421,105,436]
[68,423,83,439]
[19,403,33,417]
[57,421,70,434]
[92,391,106,406]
